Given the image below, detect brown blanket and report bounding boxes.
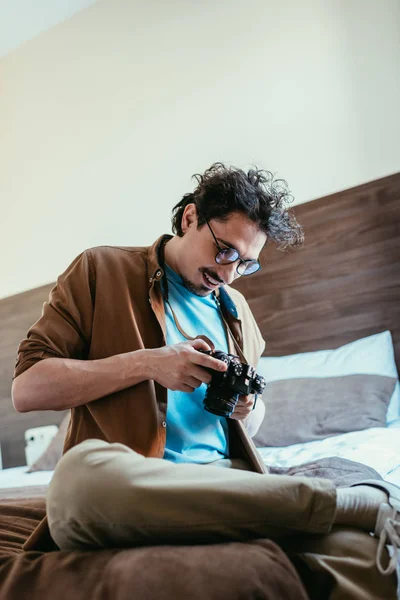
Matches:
[0,456,381,599]
[0,496,308,600]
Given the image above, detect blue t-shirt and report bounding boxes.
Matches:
[162,263,229,463]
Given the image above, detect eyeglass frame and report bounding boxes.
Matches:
[204,218,261,276]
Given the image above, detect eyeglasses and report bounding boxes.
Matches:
[204,219,261,276]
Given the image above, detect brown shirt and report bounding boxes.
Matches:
[14,234,265,550]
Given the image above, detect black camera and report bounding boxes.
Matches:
[202,350,266,418]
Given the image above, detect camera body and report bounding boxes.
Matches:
[202,350,266,418]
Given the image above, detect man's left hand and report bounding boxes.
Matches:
[230,394,256,420]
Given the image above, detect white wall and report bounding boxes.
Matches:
[0,0,97,57]
[1,0,399,299]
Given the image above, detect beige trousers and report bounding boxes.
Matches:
[47,439,397,600]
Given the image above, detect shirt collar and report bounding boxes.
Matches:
[147,234,172,284]
[215,286,239,319]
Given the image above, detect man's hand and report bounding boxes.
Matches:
[145,339,227,393]
[229,394,257,421]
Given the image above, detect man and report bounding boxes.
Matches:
[12,163,399,598]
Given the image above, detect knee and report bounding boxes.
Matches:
[47,439,140,523]
[52,438,137,480]
[47,440,104,519]
[50,438,109,489]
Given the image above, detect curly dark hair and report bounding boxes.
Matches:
[171,163,304,250]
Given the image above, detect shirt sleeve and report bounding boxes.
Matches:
[13,250,95,379]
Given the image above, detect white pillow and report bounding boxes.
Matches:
[257,331,400,424]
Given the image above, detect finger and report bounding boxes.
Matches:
[188,365,213,385]
[234,405,249,414]
[184,375,204,389]
[179,384,195,393]
[191,338,213,353]
[232,406,252,416]
[238,395,254,407]
[192,351,228,373]
[232,402,253,415]
[229,412,248,421]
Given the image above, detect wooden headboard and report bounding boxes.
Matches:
[1,172,399,468]
[234,172,400,369]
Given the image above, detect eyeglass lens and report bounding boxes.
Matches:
[216,249,260,275]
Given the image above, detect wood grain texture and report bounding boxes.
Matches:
[233,172,400,367]
[0,283,67,468]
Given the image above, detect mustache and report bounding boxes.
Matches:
[200,268,225,284]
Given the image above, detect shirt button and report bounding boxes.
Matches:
[161,421,167,428]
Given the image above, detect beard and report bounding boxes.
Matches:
[181,268,223,297]
[180,273,209,296]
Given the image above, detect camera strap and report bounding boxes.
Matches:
[213,295,247,363]
[159,242,268,476]
[163,277,245,361]
[160,253,215,351]
[159,236,245,360]
[165,296,216,353]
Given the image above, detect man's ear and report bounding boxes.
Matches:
[181,203,197,234]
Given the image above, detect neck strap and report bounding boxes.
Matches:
[159,240,246,362]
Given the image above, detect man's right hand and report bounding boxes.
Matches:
[145,338,228,393]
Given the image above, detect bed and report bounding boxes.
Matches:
[234,171,400,484]
[0,172,399,598]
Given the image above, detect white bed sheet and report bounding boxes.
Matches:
[258,423,400,486]
[1,424,399,490]
[0,466,53,490]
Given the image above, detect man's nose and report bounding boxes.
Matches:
[221,262,240,285]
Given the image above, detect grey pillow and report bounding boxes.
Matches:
[253,374,397,447]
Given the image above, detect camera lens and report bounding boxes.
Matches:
[203,392,238,417]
